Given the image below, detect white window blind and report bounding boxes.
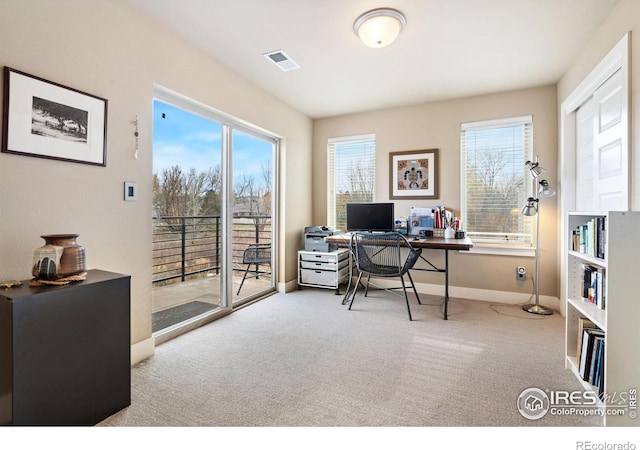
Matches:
[327,134,375,231]
[460,116,533,245]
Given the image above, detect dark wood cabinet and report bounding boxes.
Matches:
[0,269,131,425]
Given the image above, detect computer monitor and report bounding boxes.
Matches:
[346,202,395,232]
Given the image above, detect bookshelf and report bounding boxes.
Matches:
[565,211,640,426]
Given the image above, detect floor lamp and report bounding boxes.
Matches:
[521,156,556,315]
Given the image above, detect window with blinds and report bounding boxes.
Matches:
[460,116,533,246]
[327,134,376,231]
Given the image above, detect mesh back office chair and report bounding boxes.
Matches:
[348,232,422,320]
[237,243,271,295]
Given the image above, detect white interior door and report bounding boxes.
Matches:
[575,68,628,211]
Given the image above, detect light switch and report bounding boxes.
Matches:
[124,181,137,201]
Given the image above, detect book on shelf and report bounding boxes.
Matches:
[578,326,605,384]
[587,220,594,256]
[596,216,606,259]
[576,316,596,366]
[596,341,605,398]
[594,337,605,388]
[588,335,604,385]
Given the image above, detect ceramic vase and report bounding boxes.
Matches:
[32,234,86,279]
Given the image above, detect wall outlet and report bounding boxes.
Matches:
[516,266,526,280]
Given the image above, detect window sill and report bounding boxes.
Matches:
[461,245,535,257]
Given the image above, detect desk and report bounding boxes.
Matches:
[325,234,473,320]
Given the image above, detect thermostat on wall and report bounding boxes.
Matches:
[124,181,137,201]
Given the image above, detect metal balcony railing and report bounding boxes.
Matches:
[152,215,271,286]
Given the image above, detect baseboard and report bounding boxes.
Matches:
[131,336,155,365]
[280,279,298,293]
[349,278,562,315]
[443,284,560,313]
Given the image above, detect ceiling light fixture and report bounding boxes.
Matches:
[353,7,406,48]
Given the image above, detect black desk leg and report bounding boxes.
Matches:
[342,261,354,305]
[444,249,449,320]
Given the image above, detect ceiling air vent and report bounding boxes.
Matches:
[263,49,300,72]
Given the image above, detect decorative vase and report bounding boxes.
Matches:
[32,234,86,280]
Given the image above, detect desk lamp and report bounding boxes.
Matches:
[521,156,556,315]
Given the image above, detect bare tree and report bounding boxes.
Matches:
[154,165,186,218]
[260,162,272,215]
[466,150,524,235]
[201,165,222,216]
[233,162,272,217]
[345,162,374,202]
[153,165,226,228]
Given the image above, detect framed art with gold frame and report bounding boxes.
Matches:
[389,149,438,199]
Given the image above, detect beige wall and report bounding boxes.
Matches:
[0,0,312,357]
[558,0,640,210]
[313,86,559,299]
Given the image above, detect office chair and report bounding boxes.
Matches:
[348,231,422,320]
[237,243,271,295]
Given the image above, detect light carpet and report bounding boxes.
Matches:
[98,288,602,427]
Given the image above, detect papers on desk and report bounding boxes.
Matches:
[408,206,461,236]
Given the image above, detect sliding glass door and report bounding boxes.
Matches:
[152,88,277,339]
[231,129,276,306]
[151,100,224,335]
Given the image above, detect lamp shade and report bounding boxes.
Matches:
[525,160,545,178]
[353,8,406,48]
[521,197,538,216]
[538,180,556,198]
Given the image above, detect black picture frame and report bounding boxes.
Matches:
[2,67,107,166]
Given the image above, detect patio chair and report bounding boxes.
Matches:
[348,232,422,320]
[237,243,271,295]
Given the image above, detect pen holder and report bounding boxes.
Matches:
[444,228,455,239]
[455,231,466,239]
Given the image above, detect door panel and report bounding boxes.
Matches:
[231,129,276,305]
[575,68,628,211]
[594,69,627,210]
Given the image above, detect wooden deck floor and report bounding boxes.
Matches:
[152,273,272,314]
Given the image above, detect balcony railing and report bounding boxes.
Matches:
[152,214,272,286]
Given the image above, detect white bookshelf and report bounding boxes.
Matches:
[565,211,640,426]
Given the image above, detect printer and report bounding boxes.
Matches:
[304,226,339,252]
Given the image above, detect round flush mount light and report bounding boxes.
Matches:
[353,8,407,48]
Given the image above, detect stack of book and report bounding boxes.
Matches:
[572,217,606,259]
[577,317,605,396]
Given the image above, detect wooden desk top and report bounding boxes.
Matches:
[325,233,473,251]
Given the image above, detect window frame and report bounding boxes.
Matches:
[460,115,534,251]
[327,134,376,231]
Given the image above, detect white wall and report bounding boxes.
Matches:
[0,0,312,362]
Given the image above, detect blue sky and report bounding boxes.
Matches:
[153,100,272,186]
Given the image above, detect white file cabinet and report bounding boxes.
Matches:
[298,249,350,294]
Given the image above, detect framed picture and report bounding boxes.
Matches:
[389,149,439,199]
[2,67,107,166]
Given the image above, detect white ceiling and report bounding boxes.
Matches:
[126,0,619,119]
